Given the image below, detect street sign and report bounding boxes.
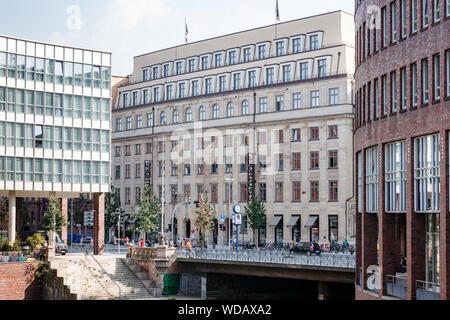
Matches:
[84,211,94,227]
[233,205,242,214]
[234,214,242,226]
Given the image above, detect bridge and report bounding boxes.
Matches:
[175,249,355,284]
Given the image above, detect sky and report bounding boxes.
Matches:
[0,0,355,76]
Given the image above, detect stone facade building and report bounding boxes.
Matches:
[112,11,356,247]
[354,0,450,300]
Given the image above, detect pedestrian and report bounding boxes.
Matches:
[343,238,349,249]
[186,240,192,257]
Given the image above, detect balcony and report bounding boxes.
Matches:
[386,274,407,299]
[416,280,440,300]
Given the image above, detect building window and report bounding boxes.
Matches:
[423,0,429,27]
[310,127,319,140]
[201,57,208,70]
[391,71,397,112]
[146,143,152,154]
[422,58,429,103]
[310,181,319,201]
[385,141,406,212]
[292,38,302,53]
[282,65,291,82]
[205,78,212,94]
[276,95,284,111]
[115,165,120,179]
[241,100,249,115]
[311,90,320,107]
[215,54,223,68]
[142,69,149,81]
[143,89,149,104]
[135,163,141,178]
[160,111,166,125]
[310,35,319,50]
[328,216,338,242]
[212,104,220,119]
[243,48,251,62]
[135,144,141,155]
[259,183,267,202]
[382,6,387,47]
[329,181,338,201]
[400,67,407,109]
[233,73,241,90]
[153,66,159,79]
[191,80,199,96]
[318,59,327,77]
[259,97,267,113]
[163,64,170,77]
[116,118,122,132]
[248,71,256,87]
[446,49,450,97]
[188,59,195,73]
[176,61,182,75]
[125,188,131,204]
[329,151,338,169]
[266,67,274,85]
[293,93,302,109]
[411,63,418,106]
[258,45,267,59]
[185,108,193,122]
[239,183,248,203]
[300,62,309,80]
[292,152,301,170]
[273,182,283,202]
[433,54,441,101]
[170,185,178,203]
[211,184,218,203]
[226,103,234,117]
[173,110,180,124]
[199,106,206,121]
[292,129,301,142]
[391,1,398,43]
[382,74,388,114]
[115,146,121,157]
[292,182,301,202]
[219,76,226,92]
[310,152,320,170]
[136,115,142,129]
[276,42,285,56]
[228,51,237,65]
[178,83,186,99]
[366,147,379,213]
[412,0,419,32]
[126,117,132,130]
[122,93,128,108]
[329,125,338,139]
[401,0,407,38]
[414,134,440,212]
[433,0,441,22]
[125,164,131,179]
[329,88,339,105]
[147,113,153,127]
[357,152,362,213]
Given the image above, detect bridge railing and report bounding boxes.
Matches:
[175,248,356,269]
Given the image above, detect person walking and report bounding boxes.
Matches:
[186,240,192,257]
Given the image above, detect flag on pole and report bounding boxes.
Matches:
[276,0,280,22]
[185,18,189,44]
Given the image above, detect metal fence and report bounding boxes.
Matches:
[416,280,440,300]
[175,248,355,269]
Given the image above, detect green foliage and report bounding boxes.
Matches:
[12,233,21,252]
[133,184,161,236]
[194,193,216,245]
[0,234,10,251]
[40,196,67,232]
[72,194,90,226]
[35,261,51,281]
[105,184,124,229]
[245,192,267,245]
[26,233,46,249]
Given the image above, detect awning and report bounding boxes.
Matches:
[287,216,300,228]
[268,216,282,227]
[305,216,318,228]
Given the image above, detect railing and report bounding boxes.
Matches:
[386,275,407,299]
[416,280,440,300]
[84,248,123,299]
[175,248,355,269]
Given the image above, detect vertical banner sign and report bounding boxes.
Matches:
[145,160,151,193]
[247,153,256,202]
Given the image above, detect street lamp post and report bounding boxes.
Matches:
[224,178,235,252]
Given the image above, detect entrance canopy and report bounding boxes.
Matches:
[287,216,300,228]
[305,216,318,228]
[269,216,282,227]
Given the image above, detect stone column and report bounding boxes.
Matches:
[8,191,16,245]
[318,281,330,300]
[93,193,105,255]
[60,198,68,244]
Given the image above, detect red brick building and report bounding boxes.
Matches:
[354,0,449,299]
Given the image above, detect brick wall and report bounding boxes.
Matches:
[0,262,42,300]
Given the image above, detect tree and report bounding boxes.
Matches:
[0,198,8,232]
[105,185,123,230]
[194,193,216,247]
[72,193,90,226]
[133,184,161,243]
[40,196,67,233]
[245,191,267,247]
